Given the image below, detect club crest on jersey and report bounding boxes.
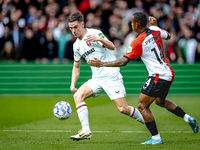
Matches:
[86,40,91,46]
[127,46,132,53]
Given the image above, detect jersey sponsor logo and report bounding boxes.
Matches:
[81,48,95,58]
[127,46,132,53]
[86,40,91,46]
[98,33,105,38]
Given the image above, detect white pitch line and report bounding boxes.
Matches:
[120,131,193,133]
[0,130,71,132]
[0,130,193,133]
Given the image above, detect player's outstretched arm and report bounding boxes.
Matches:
[87,57,130,67]
[87,34,115,50]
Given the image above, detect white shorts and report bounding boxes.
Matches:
[83,78,126,100]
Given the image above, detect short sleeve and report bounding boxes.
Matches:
[149,26,168,40]
[124,40,143,60]
[124,33,145,60]
[73,43,81,62]
[94,29,109,47]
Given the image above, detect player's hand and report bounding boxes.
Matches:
[70,87,77,94]
[149,16,157,26]
[87,58,103,67]
[87,34,100,42]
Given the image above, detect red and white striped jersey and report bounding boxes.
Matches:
[124,26,174,82]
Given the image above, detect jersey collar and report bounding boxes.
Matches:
[140,28,148,34]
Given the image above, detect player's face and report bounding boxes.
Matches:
[68,21,84,39]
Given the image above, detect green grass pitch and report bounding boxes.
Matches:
[0,95,200,150]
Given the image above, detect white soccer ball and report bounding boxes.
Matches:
[53,101,72,120]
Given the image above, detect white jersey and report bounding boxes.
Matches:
[73,28,122,80]
[124,26,174,82]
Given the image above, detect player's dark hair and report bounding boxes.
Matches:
[133,12,147,27]
[68,11,84,23]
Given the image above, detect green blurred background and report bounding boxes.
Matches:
[0,62,199,95]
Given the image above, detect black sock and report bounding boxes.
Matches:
[172,106,186,118]
[145,120,158,136]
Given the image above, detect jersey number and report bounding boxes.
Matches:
[151,43,165,64]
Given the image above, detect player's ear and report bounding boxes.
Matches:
[81,21,85,27]
[136,23,140,28]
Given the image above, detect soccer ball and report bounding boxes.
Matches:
[53,101,72,120]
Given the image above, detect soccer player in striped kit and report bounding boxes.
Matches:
[68,11,145,141]
[88,12,199,145]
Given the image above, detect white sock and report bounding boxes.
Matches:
[76,102,90,132]
[129,107,145,124]
[152,134,161,140]
[183,114,190,123]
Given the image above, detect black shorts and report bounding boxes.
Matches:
[141,76,172,100]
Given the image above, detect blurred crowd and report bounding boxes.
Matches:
[0,0,200,64]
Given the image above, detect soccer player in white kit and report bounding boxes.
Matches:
[68,11,144,141]
[88,12,199,145]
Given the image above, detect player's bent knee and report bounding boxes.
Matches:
[137,103,145,112]
[73,93,84,104]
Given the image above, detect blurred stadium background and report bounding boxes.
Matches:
[1,0,200,64]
